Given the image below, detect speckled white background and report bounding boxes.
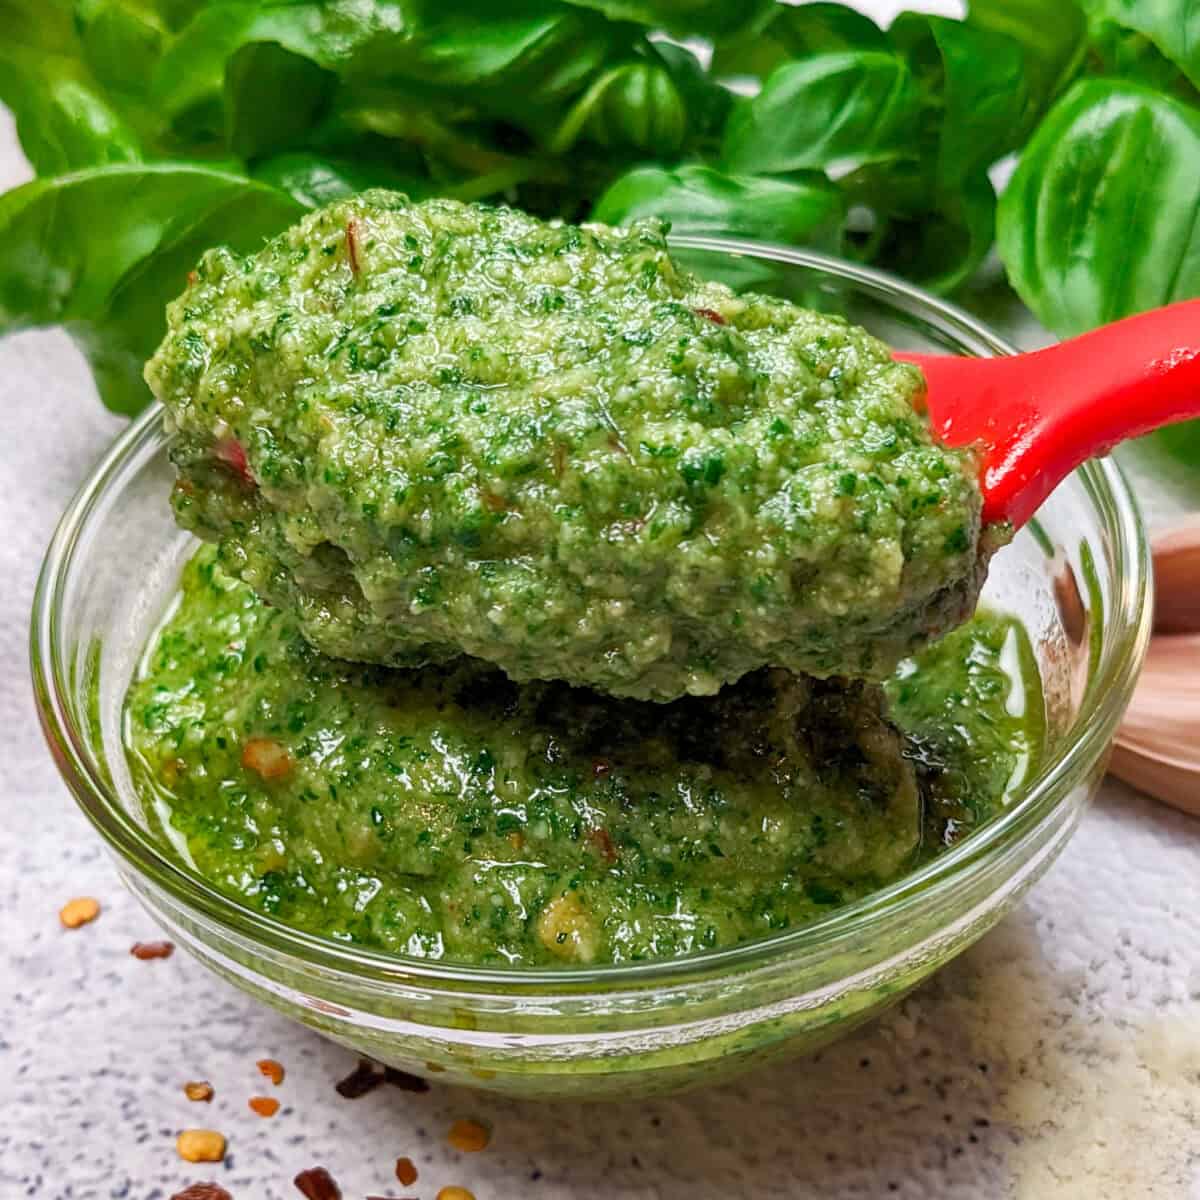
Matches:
[2,35,1199,1198]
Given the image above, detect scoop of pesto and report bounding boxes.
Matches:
[147,192,990,701]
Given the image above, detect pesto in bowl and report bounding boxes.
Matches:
[125,546,1040,967]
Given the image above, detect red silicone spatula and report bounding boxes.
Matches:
[896,299,1200,529]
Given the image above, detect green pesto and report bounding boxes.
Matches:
[124,548,1042,967]
[146,193,992,701]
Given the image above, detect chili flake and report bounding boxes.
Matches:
[395,1156,418,1186]
[248,1096,280,1117]
[170,1184,232,1200]
[447,1118,490,1153]
[294,1166,342,1200]
[176,1129,226,1163]
[346,220,362,277]
[694,307,727,325]
[335,1060,382,1099]
[59,897,101,929]
[213,436,253,486]
[243,739,292,781]
[131,940,175,960]
[257,1058,285,1085]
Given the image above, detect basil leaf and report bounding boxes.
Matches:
[648,41,731,142]
[225,41,336,161]
[75,0,170,102]
[721,51,920,176]
[1088,19,1200,102]
[890,13,1029,184]
[548,61,687,155]
[592,163,845,249]
[0,0,142,172]
[870,169,997,293]
[997,79,1200,335]
[557,0,774,40]
[150,1,390,147]
[1079,0,1200,87]
[0,163,303,413]
[966,0,1087,123]
[713,2,888,81]
[346,0,620,101]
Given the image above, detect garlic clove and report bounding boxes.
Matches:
[1110,632,1200,816]
[1151,517,1200,635]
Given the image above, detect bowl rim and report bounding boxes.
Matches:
[30,236,1153,992]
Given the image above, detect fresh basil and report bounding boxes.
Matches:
[0,164,303,413]
[592,163,845,249]
[1080,0,1200,88]
[966,0,1087,125]
[870,169,997,293]
[225,41,337,161]
[713,3,888,81]
[997,78,1200,336]
[890,13,1028,184]
[0,1,142,173]
[0,0,1199,423]
[722,51,920,175]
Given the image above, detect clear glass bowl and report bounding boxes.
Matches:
[31,238,1152,1099]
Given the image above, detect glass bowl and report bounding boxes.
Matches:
[31,237,1151,1099]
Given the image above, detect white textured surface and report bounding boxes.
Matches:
[1,100,1198,1200]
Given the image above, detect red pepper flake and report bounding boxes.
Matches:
[242,739,292,781]
[170,1185,232,1200]
[248,1096,280,1118]
[294,1166,342,1200]
[394,1157,418,1186]
[447,1118,491,1153]
[176,1130,226,1163]
[335,1059,383,1099]
[586,827,617,864]
[131,940,175,960]
[346,219,362,277]
[384,1066,430,1093]
[184,1081,214,1103]
[186,270,198,287]
[59,897,101,929]
[694,307,727,325]
[256,1058,285,1086]
[213,437,253,486]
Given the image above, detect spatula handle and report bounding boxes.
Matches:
[900,300,1200,528]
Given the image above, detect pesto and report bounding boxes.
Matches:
[125,548,1042,967]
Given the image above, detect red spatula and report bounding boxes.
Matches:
[897,299,1200,528]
